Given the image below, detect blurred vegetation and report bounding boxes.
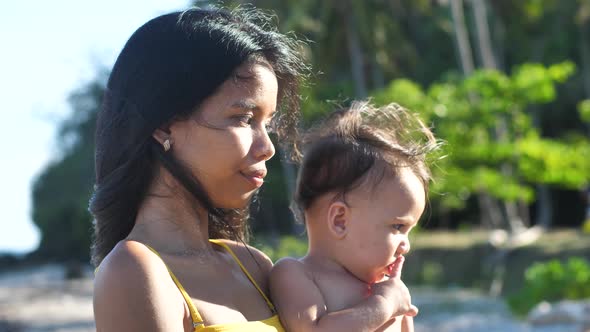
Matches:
[374,62,588,208]
[29,0,590,269]
[30,74,106,262]
[507,257,590,315]
[254,235,309,263]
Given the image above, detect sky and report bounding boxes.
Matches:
[0,0,191,254]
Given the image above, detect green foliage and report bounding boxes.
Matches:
[372,62,590,210]
[513,62,575,103]
[507,257,590,315]
[421,261,444,285]
[373,79,427,112]
[256,235,308,263]
[31,78,105,261]
[517,134,590,187]
[579,99,590,123]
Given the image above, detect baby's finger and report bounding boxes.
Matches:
[388,255,405,279]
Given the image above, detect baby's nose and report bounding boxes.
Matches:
[398,238,411,255]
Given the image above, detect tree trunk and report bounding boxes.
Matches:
[343,2,368,98]
[535,185,552,228]
[450,0,475,75]
[471,0,497,69]
[371,58,385,91]
[477,192,504,229]
[528,32,554,229]
[450,0,505,230]
[278,150,301,233]
[581,19,590,98]
[472,0,529,231]
[492,6,506,72]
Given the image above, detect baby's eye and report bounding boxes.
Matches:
[392,224,404,231]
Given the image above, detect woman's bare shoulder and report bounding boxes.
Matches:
[216,239,273,268]
[93,241,185,331]
[214,239,274,285]
[95,240,168,285]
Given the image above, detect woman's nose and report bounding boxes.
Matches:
[255,127,275,161]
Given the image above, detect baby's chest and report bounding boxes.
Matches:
[313,275,369,312]
[313,276,404,332]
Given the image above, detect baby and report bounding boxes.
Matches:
[270,101,439,332]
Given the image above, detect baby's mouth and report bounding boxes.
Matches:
[384,255,405,278]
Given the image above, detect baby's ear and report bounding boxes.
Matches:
[326,201,350,239]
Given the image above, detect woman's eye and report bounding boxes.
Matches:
[235,115,253,126]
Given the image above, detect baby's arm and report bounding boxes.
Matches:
[270,258,415,332]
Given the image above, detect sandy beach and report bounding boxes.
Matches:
[0,264,94,332]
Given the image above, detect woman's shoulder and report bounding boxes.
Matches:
[213,239,274,283]
[94,240,183,299]
[95,240,169,283]
[94,241,185,329]
[94,240,187,330]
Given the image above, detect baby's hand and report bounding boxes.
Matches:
[371,256,419,318]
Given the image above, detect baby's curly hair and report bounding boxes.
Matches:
[292,101,440,223]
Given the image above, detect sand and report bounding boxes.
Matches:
[0,264,94,332]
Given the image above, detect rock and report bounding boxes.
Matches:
[528,300,590,326]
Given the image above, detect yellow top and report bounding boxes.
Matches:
[144,239,285,332]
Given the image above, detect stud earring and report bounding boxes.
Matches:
[163,139,171,152]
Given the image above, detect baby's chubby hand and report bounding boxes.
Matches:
[370,256,419,318]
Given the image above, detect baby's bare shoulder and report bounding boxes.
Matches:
[272,256,309,274]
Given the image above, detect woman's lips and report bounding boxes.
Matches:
[241,169,266,188]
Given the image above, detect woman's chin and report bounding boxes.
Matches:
[215,191,258,209]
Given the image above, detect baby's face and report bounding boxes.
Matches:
[343,168,425,283]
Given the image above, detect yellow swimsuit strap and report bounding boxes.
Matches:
[144,240,276,331]
[208,239,276,314]
[143,244,205,330]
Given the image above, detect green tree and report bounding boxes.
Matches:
[373,62,590,227]
[31,76,106,261]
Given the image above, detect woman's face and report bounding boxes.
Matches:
[168,62,278,208]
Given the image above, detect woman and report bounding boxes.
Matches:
[91,7,306,331]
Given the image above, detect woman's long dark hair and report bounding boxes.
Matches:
[90,7,306,266]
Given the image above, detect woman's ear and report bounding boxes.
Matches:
[326,201,350,239]
[152,126,174,152]
[152,127,171,145]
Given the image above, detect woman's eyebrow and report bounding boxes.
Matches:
[231,100,259,111]
[231,100,277,117]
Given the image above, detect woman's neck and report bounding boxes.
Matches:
[129,175,212,255]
